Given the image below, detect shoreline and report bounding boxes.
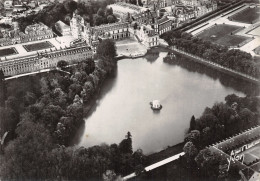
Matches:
[167,47,260,85]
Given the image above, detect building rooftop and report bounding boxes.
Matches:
[0,36,77,62]
[55,20,70,29]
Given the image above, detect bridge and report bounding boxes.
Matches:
[123,152,185,180]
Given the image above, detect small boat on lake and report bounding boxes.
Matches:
[150,100,162,110]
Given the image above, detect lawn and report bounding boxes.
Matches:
[215,35,249,47]
[230,7,260,24]
[23,41,54,52]
[0,47,18,57]
[197,24,248,47]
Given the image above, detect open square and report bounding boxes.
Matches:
[116,37,147,57]
[230,7,260,24]
[23,41,54,52]
[0,47,18,57]
[197,24,249,47]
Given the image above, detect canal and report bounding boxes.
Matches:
[75,51,258,154]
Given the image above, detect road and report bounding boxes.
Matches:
[5,68,70,81]
[123,152,185,180]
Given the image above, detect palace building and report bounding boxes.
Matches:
[154,16,172,35]
[0,22,54,47]
[134,24,159,47]
[0,39,93,76]
[70,12,130,52]
[171,0,217,21]
[55,21,71,36]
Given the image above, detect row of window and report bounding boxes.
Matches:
[0,36,53,46]
[48,48,92,58]
[1,53,92,76]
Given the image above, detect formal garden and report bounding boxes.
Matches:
[197,24,249,47]
[0,47,18,57]
[23,41,54,52]
[230,6,260,24]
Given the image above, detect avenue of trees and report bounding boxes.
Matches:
[180,94,259,180]
[16,0,117,31]
[0,39,146,180]
[161,30,260,78]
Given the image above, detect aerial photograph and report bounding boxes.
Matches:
[0,0,259,180]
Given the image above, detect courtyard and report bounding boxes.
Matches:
[116,37,147,57]
[197,24,249,47]
[230,6,260,24]
[23,41,54,52]
[0,47,18,58]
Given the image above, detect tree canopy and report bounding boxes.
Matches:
[97,39,117,59]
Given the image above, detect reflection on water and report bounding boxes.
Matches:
[164,54,260,96]
[75,51,255,154]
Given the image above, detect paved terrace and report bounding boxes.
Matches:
[116,37,148,58]
[0,35,76,62]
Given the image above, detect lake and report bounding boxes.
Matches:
[76,51,257,154]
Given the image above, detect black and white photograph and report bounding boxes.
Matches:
[0,0,259,180]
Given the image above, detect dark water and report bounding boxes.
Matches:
[76,52,258,154]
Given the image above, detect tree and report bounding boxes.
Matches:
[64,0,77,13]
[185,130,200,145]
[97,8,105,17]
[102,170,117,181]
[5,96,19,112]
[93,14,103,26]
[79,58,95,75]
[105,7,113,16]
[97,39,117,58]
[119,132,133,154]
[183,141,198,162]
[57,60,68,69]
[189,115,196,131]
[238,108,255,129]
[0,121,54,180]
[107,15,116,23]
[40,104,65,132]
[218,157,229,179]
[0,107,19,136]
[195,148,221,178]
[0,69,6,107]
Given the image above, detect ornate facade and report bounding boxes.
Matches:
[0,44,93,76]
[70,13,130,52]
[132,24,159,47]
[172,0,217,21]
[154,16,172,35]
